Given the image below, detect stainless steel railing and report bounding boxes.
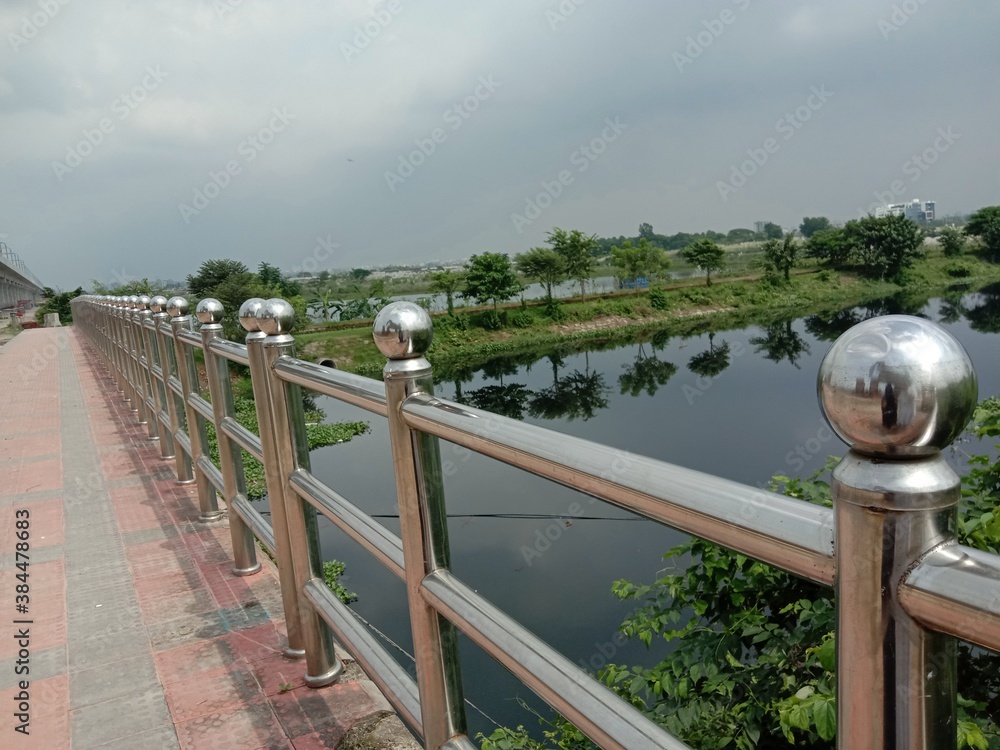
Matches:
[70,293,1000,750]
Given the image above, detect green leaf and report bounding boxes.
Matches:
[813,698,836,740]
[816,637,836,671]
[787,703,811,731]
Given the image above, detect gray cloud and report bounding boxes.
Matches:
[1,0,997,289]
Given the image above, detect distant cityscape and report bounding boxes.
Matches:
[874,198,936,222]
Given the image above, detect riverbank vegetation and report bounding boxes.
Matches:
[295,232,1000,380]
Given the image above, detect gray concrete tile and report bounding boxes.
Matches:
[148,611,228,651]
[70,654,159,709]
[90,725,180,750]
[68,629,152,672]
[122,525,179,545]
[70,689,172,749]
[0,543,63,570]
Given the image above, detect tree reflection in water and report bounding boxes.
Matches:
[687,332,731,378]
[749,320,810,369]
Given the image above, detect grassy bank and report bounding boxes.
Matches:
[294,249,1000,378]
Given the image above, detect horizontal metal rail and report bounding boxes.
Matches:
[304,578,423,734]
[168,376,183,399]
[173,429,193,460]
[290,468,405,581]
[176,328,202,349]
[402,393,836,585]
[899,543,1000,653]
[221,417,264,462]
[188,393,214,423]
[197,455,224,494]
[422,568,690,750]
[273,358,388,416]
[208,338,250,367]
[231,495,276,555]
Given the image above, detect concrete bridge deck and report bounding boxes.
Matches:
[0,328,410,750]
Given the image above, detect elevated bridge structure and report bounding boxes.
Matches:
[0,241,44,310]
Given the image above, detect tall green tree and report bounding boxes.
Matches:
[186,259,249,296]
[763,232,799,281]
[463,253,522,310]
[429,270,465,315]
[515,248,566,310]
[799,216,832,238]
[611,239,669,293]
[547,228,597,296]
[938,225,967,258]
[805,228,852,267]
[258,261,300,297]
[680,238,725,286]
[966,206,1000,260]
[761,222,783,240]
[846,214,924,281]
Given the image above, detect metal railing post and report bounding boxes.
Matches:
[169,297,223,521]
[819,315,977,749]
[196,298,261,575]
[111,298,128,397]
[135,295,160,442]
[375,302,468,749]
[125,295,145,422]
[255,298,341,687]
[148,296,178,462]
[161,297,195,484]
[241,298,306,659]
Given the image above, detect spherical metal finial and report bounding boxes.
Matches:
[196,298,224,325]
[149,295,168,314]
[137,295,150,310]
[818,314,978,457]
[127,295,139,309]
[257,298,295,336]
[239,298,265,332]
[166,296,189,318]
[373,301,433,359]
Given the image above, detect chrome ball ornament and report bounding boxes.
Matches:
[818,314,977,456]
[137,295,151,310]
[149,295,168,314]
[166,296,189,318]
[196,298,224,325]
[256,299,295,336]
[238,298,265,332]
[373,302,433,360]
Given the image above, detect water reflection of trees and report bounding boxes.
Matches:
[687,332,731,378]
[804,292,931,341]
[749,321,810,369]
[619,341,677,397]
[964,282,1000,332]
[528,354,609,421]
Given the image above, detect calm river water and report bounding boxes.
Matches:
[290,287,999,738]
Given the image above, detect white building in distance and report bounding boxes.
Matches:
[874,199,936,222]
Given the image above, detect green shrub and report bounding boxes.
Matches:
[648,286,670,311]
[473,309,504,330]
[509,311,535,328]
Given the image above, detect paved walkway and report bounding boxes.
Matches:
[0,328,411,750]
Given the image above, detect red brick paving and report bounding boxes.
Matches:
[0,328,408,749]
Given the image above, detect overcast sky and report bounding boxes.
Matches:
[2,0,998,290]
